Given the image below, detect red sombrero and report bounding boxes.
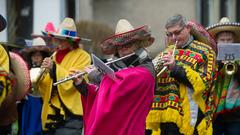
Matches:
[100,19,154,54]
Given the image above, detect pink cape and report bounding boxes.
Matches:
[82,67,155,135]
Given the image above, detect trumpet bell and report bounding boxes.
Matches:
[30,68,42,84]
[29,67,43,96]
[224,62,238,76]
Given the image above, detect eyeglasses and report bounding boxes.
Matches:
[166,26,185,37]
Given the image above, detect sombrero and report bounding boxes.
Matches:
[31,22,56,38]
[0,14,6,32]
[47,17,81,43]
[100,19,154,54]
[188,20,217,53]
[21,37,51,57]
[10,52,30,100]
[206,17,240,42]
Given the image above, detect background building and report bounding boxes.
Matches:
[0,0,239,56]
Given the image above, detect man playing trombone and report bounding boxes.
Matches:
[39,17,91,134]
[146,14,217,135]
[206,17,240,135]
[71,19,156,135]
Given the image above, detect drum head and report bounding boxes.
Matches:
[10,52,30,100]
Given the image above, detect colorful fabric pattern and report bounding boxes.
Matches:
[0,45,12,107]
[214,66,240,114]
[38,48,91,131]
[146,40,216,135]
[82,67,155,135]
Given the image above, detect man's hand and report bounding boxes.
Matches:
[41,57,53,70]
[69,69,84,86]
[161,52,176,70]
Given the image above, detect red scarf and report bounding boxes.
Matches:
[55,48,71,64]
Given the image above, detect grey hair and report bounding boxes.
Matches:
[165,14,187,29]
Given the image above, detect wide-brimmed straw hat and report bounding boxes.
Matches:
[21,37,51,57]
[31,22,56,38]
[206,17,240,42]
[100,19,154,54]
[0,14,7,32]
[47,17,81,42]
[188,20,217,53]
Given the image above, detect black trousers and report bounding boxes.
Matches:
[45,117,83,135]
[0,124,12,135]
[145,122,199,135]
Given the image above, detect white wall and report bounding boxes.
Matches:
[75,0,93,21]
[33,0,66,35]
[0,0,7,42]
[93,0,196,57]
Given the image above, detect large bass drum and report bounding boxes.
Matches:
[10,52,31,100]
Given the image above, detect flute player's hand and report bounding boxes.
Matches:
[69,69,84,85]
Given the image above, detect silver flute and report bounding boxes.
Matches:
[53,52,136,86]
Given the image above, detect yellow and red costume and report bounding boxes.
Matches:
[39,48,90,131]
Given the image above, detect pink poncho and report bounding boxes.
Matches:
[82,67,155,135]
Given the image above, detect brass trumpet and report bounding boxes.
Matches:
[154,40,177,77]
[223,61,238,75]
[30,52,56,89]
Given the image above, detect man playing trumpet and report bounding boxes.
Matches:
[39,17,91,134]
[206,17,240,135]
[146,14,217,135]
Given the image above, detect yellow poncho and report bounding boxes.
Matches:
[39,48,91,131]
[0,45,11,106]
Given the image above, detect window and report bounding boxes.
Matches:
[7,0,33,44]
[200,0,210,27]
[66,0,76,19]
[236,0,240,22]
